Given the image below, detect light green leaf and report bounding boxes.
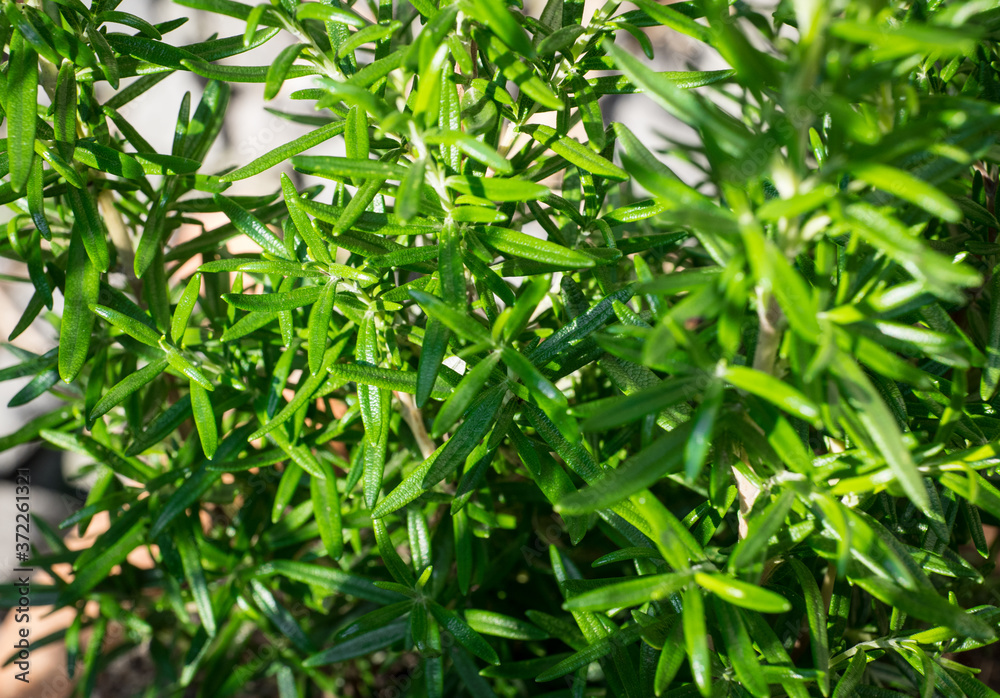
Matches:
[190,380,217,459]
[694,572,791,614]
[521,124,627,181]
[295,2,366,28]
[59,229,99,383]
[171,273,202,345]
[90,358,168,423]
[464,609,548,641]
[175,519,216,635]
[223,286,324,312]
[476,226,595,269]
[264,43,306,101]
[308,282,337,375]
[311,458,344,559]
[432,352,501,438]
[446,175,548,202]
[464,0,534,57]
[789,559,830,697]
[214,194,288,258]
[428,602,501,665]
[683,586,712,697]
[710,596,769,697]
[425,131,513,175]
[223,121,347,181]
[724,365,821,425]
[92,305,162,348]
[292,155,408,181]
[563,572,691,612]
[252,559,403,604]
[410,289,492,343]
[7,30,38,192]
[851,162,962,223]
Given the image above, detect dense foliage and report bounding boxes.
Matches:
[5,0,1000,695]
